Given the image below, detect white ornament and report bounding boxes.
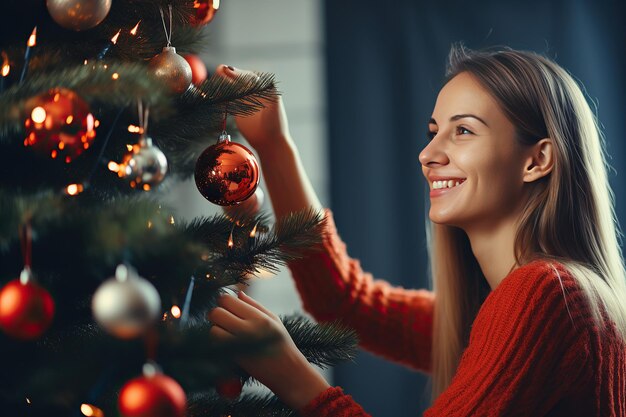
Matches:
[92,264,161,339]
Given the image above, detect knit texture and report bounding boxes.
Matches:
[287,209,626,417]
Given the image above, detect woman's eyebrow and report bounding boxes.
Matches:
[429,114,489,127]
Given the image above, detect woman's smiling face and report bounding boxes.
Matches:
[419,71,529,230]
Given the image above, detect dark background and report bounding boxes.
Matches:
[324,0,626,415]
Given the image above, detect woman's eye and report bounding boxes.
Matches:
[456,126,473,135]
[426,130,437,140]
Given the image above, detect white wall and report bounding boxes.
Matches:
[163,0,331,394]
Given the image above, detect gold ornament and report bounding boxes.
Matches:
[46,0,112,31]
[148,46,192,94]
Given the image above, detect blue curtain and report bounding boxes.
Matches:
[323,1,625,415]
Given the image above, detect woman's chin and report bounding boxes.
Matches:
[428,212,462,227]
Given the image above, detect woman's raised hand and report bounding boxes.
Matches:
[214,64,292,154]
[214,64,323,218]
[207,290,330,410]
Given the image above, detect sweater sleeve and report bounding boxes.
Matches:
[423,261,593,417]
[286,208,434,373]
[298,387,371,417]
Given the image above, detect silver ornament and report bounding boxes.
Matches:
[148,46,193,94]
[124,136,168,189]
[92,264,161,339]
[46,0,112,31]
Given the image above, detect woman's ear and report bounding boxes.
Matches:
[523,138,554,183]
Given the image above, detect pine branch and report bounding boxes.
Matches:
[188,207,326,280]
[284,315,360,369]
[0,190,63,250]
[0,195,327,326]
[0,322,277,412]
[0,1,208,62]
[0,191,205,303]
[0,313,359,415]
[152,72,279,144]
[0,62,171,138]
[101,0,199,35]
[188,392,296,417]
[113,24,211,61]
[0,68,277,195]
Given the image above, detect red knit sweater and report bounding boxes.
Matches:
[286,209,626,416]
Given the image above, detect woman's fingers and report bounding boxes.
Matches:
[238,291,278,319]
[214,64,233,78]
[209,323,236,342]
[209,292,283,345]
[218,293,270,321]
[214,64,259,80]
[207,305,246,334]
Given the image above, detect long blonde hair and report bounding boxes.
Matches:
[427,43,626,402]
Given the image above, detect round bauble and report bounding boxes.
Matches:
[183,54,208,85]
[24,87,96,163]
[92,265,161,339]
[149,47,192,94]
[120,136,168,190]
[118,372,186,417]
[194,134,260,206]
[190,0,220,26]
[47,0,112,31]
[0,269,55,340]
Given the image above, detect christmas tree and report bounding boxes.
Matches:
[0,1,358,416]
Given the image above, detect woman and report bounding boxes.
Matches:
[207,44,626,416]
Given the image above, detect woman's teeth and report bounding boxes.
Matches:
[432,180,463,189]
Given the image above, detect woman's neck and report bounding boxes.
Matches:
[464,215,521,291]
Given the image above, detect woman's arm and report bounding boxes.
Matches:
[287,208,435,373]
[220,64,434,373]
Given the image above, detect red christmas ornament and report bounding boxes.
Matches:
[0,269,55,340]
[23,88,96,163]
[118,372,186,417]
[194,133,259,206]
[183,54,208,85]
[190,0,220,26]
[216,377,243,400]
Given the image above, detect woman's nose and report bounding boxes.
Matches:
[419,138,449,167]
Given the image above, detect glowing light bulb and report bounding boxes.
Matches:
[130,21,141,35]
[27,27,37,47]
[31,106,46,123]
[111,30,121,44]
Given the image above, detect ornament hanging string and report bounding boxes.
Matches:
[179,276,196,328]
[19,220,32,268]
[84,106,125,187]
[159,5,174,47]
[219,109,229,143]
[137,99,150,135]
